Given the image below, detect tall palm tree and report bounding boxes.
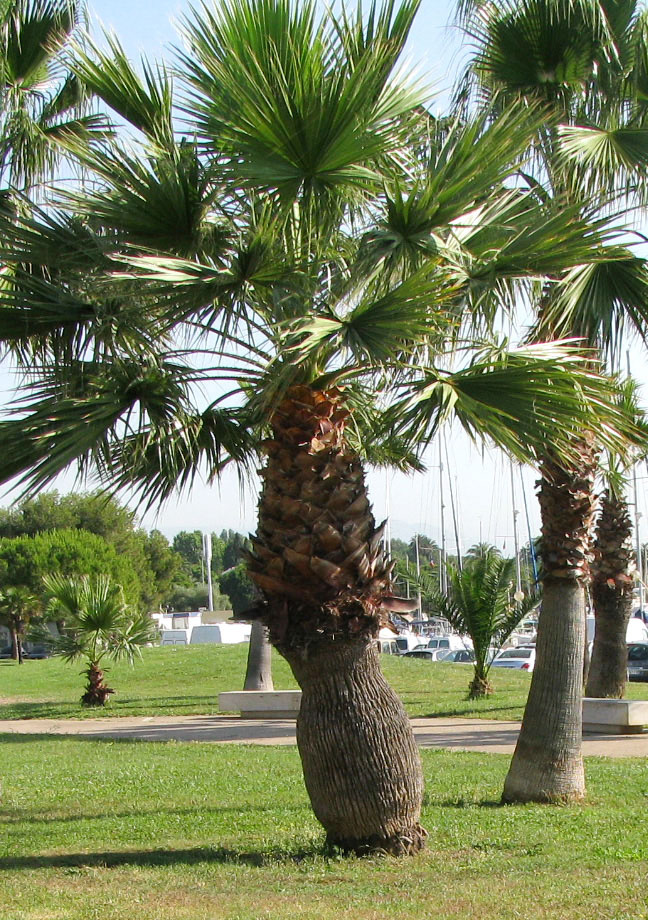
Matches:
[42,573,157,705]
[586,382,647,698]
[430,548,538,697]
[458,0,648,803]
[0,0,640,853]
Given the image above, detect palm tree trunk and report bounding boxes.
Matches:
[247,385,425,854]
[243,620,274,691]
[81,661,115,706]
[286,637,425,854]
[503,450,596,803]
[585,490,634,699]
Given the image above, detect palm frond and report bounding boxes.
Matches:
[384,340,646,464]
[71,30,173,145]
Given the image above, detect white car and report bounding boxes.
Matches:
[437,648,475,663]
[491,646,536,672]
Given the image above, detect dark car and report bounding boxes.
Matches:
[627,642,648,681]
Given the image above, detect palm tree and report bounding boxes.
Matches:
[0,0,101,197]
[42,573,156,705]
[430,548,538,697]
[586,384,647,698]
[458,0,648,803]
[0,585,41,662]
[0,0,640,854]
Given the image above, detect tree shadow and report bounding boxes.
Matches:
[0,695,222,720]
[1,802,307,825]
[0,844,324,872]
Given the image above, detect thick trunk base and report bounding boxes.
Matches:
[503,579,585,804]
[81,662,114,707]
[285,638,426,856]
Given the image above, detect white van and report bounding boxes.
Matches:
[190,623,251,645]
[160,629,190,646]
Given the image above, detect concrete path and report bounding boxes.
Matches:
[0,714,646,757]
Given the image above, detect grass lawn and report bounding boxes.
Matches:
[1,644,647,722]
[1,735,647,920]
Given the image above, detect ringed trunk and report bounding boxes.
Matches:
[503,450,596,804]
[585,490,634,699]
[247,385,425,854]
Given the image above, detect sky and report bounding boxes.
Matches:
[3,0,648,554]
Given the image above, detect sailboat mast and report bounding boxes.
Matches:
[444,432,462,571]
[439,438,447,594]
[509,461,522,594]
[627,350,644,611]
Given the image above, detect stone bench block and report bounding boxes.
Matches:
[219,690,302,719]
[582,698,648,734]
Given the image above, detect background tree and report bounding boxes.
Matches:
[0,584,41,662]
[220,564,259,618]
[430,548,538,697]
[0,0,640,855]
[0,529,142,607]
[40,573,157,705]
[0,493,182,608]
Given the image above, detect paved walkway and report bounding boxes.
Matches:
[0,715,646,757]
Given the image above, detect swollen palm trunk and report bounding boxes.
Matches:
[585,490,634,699]
[503,449,597,803]
[247,386,425,854]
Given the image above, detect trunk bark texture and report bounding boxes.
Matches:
[503,450,596,803]
[286,638,425,854]
[243,620,274,691]
[246,385,424,854]
[585,490,634,699]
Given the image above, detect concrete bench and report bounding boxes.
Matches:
[582,698,648,734]
[219,690,302,719]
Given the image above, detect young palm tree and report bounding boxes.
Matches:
[42,573,157,705]
[458,0,648,803]
[0,0,640,853]
[430,548,537,697]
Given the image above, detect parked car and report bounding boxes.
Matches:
[401,648,446,661]
[627,642,648,681]
[437,648,475,663]
[491,646,536,671]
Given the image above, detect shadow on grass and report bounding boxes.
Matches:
[1,803,307,825]
[0,844,324,871]
[0,695,221,720]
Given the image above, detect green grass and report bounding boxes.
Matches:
[2,645,647,722]
[1,736,647,919]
